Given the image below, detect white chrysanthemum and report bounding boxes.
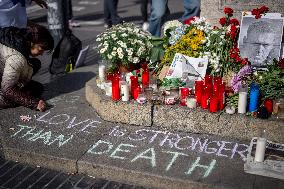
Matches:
[133,57,139,63]
[163,20,183,35]
[107,54,113,59]
[111,51,117,56]
[100,48,106,54]
[119,53,124,59]
[117,47,123,53]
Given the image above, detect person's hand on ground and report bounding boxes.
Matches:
[33,0,48,9]
[37,100,46,112]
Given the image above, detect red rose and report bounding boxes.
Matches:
[259,6,269,13]
[213,26,219,30]
[184,17,196,25]
[235,56,242,63]
[230,18,239,26]
[224,7,234,16]
[230,25,238,40]
[241,58,249,65]
[255,14,262,19]
[219,17,227,26]
[251,8,259,16]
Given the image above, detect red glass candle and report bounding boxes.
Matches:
[142,68,149,87]
[130,76,139,97]
[201,95,209,109]
[209,96,219,113]
[264,98,273,114]
[133,86,141,100]
[106,72,114,81]
[218,83,225,110]
[213,82,219,96]
[195,80,204,105]
[112,77,120,101]
[180,87,190,106]
[213,76,222,85]
[204,83,212,97]
[204,74,212,86]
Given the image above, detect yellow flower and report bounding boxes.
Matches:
[160,27,205,70]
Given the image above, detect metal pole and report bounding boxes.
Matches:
[47,0,68,46]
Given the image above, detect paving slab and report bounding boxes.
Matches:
[0,114,104,173]
[77,124,284,189]
[0,88,110,173]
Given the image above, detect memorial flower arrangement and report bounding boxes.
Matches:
[96,23,153,70]
[153,17,209,75]
[204,7,248,77]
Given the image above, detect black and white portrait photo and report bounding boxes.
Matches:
[238,16,284,68]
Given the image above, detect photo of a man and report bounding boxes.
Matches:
[238,16,283,68]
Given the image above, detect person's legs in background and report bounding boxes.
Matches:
[181,0,200,22]
[105,0,121,26]
[149,0,169,37]
[141,0,149,31]
[67,0,80,28]
[104,0,112,28]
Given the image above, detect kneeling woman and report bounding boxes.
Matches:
[0,24,54,111]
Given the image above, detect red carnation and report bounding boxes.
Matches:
[230,18,239,26]
[219,17,227,26]
[224,7,234,16]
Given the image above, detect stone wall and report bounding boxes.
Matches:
[85,78,284,143]
[201,0,284,25]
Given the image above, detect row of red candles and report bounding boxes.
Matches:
[106,68,150,101]
[194,75,225,113]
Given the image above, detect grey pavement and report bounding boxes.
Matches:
[0,157,148,189]
[0,1,284,189]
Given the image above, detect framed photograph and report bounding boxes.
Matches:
[238,14,284,68]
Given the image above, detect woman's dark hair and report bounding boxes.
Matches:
[25,23,54,52]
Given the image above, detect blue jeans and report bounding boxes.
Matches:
[181,0,200,21]
[104,0,121,26]
[149,0,169,37]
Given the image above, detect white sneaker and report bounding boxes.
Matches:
[142,22,149,31]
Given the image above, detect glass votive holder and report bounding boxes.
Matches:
[186,97,197,108]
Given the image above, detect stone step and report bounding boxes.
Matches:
[0,83,283,189]
[85,78,284,143]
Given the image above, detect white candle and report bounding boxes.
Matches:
[238,92,247,114]
[254,137,266,162]
[99,64,106,81]
[186,97,197,108]
[121,84,130,101]
[105,82,112,96]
